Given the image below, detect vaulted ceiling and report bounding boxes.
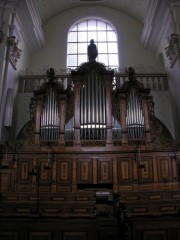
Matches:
[35,0,150,25]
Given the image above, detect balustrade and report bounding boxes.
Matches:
[19,73,168,93]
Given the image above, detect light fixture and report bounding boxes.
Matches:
[29,166,39,176]
[133,141,145,169]
[44,143,55,170]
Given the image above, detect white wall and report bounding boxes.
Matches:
[29,6,159,72]
[10,39,32,141]
[0,7,31,142]
[0,11,32,142]
[13,93,33,140]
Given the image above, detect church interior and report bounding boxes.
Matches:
[0,0,180,239]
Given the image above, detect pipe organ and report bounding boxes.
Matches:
[31,62,154,145]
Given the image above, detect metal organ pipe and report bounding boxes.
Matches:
[126,88,145,140]
[80,71,106,140]
[88,75,91,125]
[92,70,95,125]
[40,88,59,141]
[95,78,99,124]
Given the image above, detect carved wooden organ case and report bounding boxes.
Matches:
[0,61,178,220]
[29,63,155,147]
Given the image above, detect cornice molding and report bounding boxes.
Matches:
[16,0,45,52]
[1,0,45,52]
[141,0,180,51]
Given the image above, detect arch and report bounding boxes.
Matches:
[67,18,119,69]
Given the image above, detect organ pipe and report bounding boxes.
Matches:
[40,88,59,141]
[80,70,106,140]
[126,88,145,140]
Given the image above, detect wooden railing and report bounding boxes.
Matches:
[18,73,168,93]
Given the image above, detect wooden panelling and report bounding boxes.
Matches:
[131,217,180,240]
[77,159,93,184]
[118,157,133,184]
[93,158,97,184]
[132,207,148,214]
[29,231,53,240]
[148,194,162,200]
[157,157,172,182]
[1,214,180,240]
[0,171,13,192]
[57,159,72,184]
[138,157,153,183]
[177,230,180,240]
[143,230,167,240]
[97,158,112,184]
[63,231,87,240]
[159,205,176,213]
[0,232,19,240]
[12,152,180,191]
[172,157,178,180]
[16,184,31,191]
[0,219,95,240]
[17,158,32,183]
[38,160,52,184]
[57,186,71,192]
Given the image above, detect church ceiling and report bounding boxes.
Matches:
[35,0,150,24]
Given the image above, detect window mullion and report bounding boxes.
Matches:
[67,19,118,69]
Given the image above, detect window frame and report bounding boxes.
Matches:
[67,19,119,69]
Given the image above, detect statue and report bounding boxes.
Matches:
[126,67,136,81]
[87,39,98,61]
[7,36,22,69]
[165,33,180,67]
[47,68,55,81]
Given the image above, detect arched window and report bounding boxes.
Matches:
[67,19,118,69]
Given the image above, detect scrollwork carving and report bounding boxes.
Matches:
[165,33,180,68]
[7,36,22,70]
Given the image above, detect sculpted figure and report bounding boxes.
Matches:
[88,39,98,61]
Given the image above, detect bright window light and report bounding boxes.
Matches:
[67,19,119,69]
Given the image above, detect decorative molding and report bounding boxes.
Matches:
[141,0,180,51]
[0,0,45,51]
[7,36,22,69]
[164,33,180,68]
[16,0,45,52]
[141,0,169,51]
